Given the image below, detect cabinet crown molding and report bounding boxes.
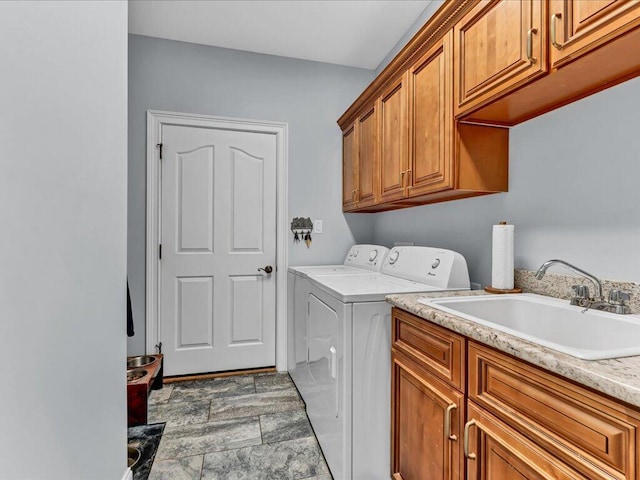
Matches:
[338,0,476,129]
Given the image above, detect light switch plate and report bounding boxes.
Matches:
[314,220,323,234]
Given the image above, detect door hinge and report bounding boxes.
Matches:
[157,143,163,160]
[159,244,162,260]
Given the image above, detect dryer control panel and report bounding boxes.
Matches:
[343,244,390,271]
[381,246,470,289]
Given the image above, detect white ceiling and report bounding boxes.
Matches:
[128,0,431,70]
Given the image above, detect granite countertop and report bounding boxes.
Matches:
[386,290,640,409]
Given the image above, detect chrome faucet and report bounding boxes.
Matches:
[535,259,631,314]
[535,259,603,301]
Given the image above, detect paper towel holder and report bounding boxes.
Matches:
[484,221,523,294]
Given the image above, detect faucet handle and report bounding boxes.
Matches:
[572,285,590,299]
[608,290,631,305]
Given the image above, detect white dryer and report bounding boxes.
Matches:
[289,246,470,480]
[290,244,389,279]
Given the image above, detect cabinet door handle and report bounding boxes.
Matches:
[406,169,412,187]
[400,170,406,187]
[527,28,538,64]
[444,403,458,441]
[463,419,477,460]
[551,13,563,50]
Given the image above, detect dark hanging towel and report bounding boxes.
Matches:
[127,281,135,337]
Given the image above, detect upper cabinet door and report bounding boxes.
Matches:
[379,72,409,203]
[454,0,548,117]
[549,0,640,69]
[408,30,455,197]
[342,124,358,212]
[357,104,379,209]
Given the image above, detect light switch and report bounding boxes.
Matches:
[314,219,323,234]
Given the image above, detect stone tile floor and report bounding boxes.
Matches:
[147,372,332,480]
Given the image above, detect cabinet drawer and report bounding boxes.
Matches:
[466,401,588,480]
[392,308,465,392]
[469,341,640,480]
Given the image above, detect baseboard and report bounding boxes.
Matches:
[163,366,276,384]
[121,467,133,480]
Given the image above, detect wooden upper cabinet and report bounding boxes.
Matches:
[408,31,454,197]
[454,0,548,117]
[458,0,640,125]
[339,0,640,200]
[379,72,409,203]
[342,124,358,212]
[356,104,379,209]
[550,0,640,69]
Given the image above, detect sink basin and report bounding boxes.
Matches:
[127,355,157,369]
[418,294,640,360]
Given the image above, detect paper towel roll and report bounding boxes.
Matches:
[491,223,514,290]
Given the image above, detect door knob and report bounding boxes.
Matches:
[258,265,273,274]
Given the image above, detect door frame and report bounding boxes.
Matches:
[145,110,289,371]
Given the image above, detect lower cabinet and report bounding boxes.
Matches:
[391,307,640,480]
[391,349,463,480]
[465,401,585,480]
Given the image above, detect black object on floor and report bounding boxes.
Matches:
[127,422,165,480]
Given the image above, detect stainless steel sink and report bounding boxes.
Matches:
[418,294,640,360]
[127,355,157,369]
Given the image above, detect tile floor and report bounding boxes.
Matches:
[147,372,332,480]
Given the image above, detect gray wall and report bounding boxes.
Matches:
[376,0,445,75]
[0,2,128,478]
[128,35,375,354]
[372,75,640,285]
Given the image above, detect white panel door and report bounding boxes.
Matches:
[160,124,277,376]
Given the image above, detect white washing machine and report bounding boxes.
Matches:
[289,246,470,480]
[287,245,389,372]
